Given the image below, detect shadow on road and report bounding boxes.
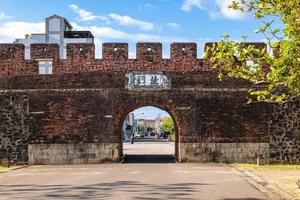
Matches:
[0,181,209,200]
[121,154,177,163]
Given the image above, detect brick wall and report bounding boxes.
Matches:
[0,41,299,164]
[0,42,267,76]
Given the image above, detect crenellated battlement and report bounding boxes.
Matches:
[0,42,267,77]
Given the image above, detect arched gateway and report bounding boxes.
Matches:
[0,42,299,165]
[119,104,180,160]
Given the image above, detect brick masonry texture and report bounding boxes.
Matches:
[0,42,299,164]
[0,43,216,76]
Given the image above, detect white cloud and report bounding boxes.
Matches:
[69,4,154,31]
[0,16,187,49]
[165,23,179,28]
[69,4,108,21]
[0,21,44,42]
[213,0,246,20]
[144,3,154,9]
[129,51,136,59]
[0,18,187,44]
[138,3,157,11]
[0,11,13,20]
[108,13,154,31]
[181,0,246,20]
[71,22,188,43]
[181,0,204,11]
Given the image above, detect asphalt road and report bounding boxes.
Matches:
[0,163,270,200]
[0,142,270,200]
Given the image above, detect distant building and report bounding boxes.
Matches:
[136,116,165,134]
[154,115,165,134]
[122,112,135,141]
[127,113,135,126]
[136,119,145,132]
[123,113,168,140]
[14,15,94,59]
[143,119,156,132]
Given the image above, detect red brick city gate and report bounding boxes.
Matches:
[0,42,299,165]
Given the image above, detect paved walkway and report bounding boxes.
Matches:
[123,141,175,155]
[0,163,270,200]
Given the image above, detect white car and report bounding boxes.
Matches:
[134,132,141,139]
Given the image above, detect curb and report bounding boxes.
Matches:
[0,165,29,174]
[231,164,293,200]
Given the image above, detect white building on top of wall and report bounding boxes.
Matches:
[14,15,94,60]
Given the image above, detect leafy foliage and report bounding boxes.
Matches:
[160,117,175,134]
[206,0,300,102]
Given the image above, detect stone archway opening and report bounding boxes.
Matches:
[120,106,179,163]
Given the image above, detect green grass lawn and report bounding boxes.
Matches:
[237,164,300,199]
[0,166,18,172]
[238,163,300,171]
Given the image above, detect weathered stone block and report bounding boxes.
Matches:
[180,143,269,163]
[28,143,119,165]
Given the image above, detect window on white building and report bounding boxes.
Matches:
[38,60,53,75]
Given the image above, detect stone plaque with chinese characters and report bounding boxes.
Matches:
[126,72,171,90]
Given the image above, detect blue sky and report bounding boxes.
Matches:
[0,0,272,58]
[133,106,170,119]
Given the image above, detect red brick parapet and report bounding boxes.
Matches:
[0,42,267,77]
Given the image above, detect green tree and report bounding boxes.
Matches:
[160,117,175,134]
[206,0,300,102]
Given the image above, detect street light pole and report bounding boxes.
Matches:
[134,113,144,132]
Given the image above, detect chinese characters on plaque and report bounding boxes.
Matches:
[126,72,171,90]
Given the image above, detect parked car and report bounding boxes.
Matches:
[160,131,170,139]
[150,132,155,137]
[140,133,145,138]
[144,132,156,139]
[134,132,141,139]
